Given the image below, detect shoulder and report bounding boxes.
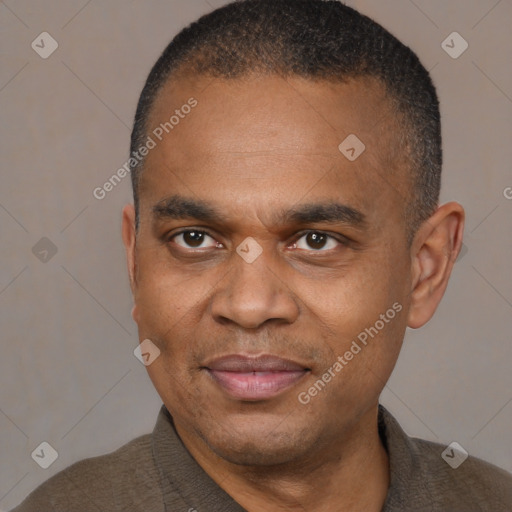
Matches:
[379,405,512,511]
[411,436,512,510]
[9,433,164,512]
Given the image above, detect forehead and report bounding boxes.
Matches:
[149,72,395,150]
[140,73,410,228]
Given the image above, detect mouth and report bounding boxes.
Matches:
[203,354,310,401]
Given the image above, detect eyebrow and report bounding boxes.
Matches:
[152,194,366,228]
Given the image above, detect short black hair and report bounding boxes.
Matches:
[130,0,441,242]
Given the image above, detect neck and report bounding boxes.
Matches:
[175,406,390,512]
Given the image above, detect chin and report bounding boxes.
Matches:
[208,439,303,467]
[197,420,316,467]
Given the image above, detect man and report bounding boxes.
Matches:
[11,0,512,510]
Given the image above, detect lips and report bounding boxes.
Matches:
[204,354,309,401]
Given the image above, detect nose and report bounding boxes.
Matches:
[210,249,300,330]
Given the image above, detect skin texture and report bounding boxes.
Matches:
[122,73,464,511]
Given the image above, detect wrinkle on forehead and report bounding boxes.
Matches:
[141,73,411,236]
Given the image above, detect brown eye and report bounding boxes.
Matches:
[171,230,218,249]
[294,231,340,251]
[183,231,204,247]
[306,232,327,249]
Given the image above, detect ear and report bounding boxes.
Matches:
[121,204,137,295]
[407,201,465,329]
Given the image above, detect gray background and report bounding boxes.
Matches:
[1,0,511,509]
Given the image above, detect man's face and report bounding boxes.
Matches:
[128,74,414,466]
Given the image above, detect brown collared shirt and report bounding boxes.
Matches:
[10,405,512,511]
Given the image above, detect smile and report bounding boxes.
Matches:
[204,354,310,401]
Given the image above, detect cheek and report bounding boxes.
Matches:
[300,260,400,337]
[145,357,199,425]
[133,258,210,338]
[308,313,406,417]
[299,252,407,378]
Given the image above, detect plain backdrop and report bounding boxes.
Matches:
[1,0,511,509]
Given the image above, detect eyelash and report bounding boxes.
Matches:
[167,229,349,252]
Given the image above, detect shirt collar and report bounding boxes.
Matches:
[152,405,246,511]
[151,403,432,511]
[378,404,436,511]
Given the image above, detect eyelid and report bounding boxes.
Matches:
[167,228,220,249]
[168,227,216,240]
[290,229,351,248]
[167,227,350,251]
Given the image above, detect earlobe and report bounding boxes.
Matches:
[121,204,137,294]
[131,304,139,323]
[407,202,465,329]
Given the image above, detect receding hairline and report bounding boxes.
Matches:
[130,0,441,244]
[134,69,416,243]
[138,68,414,199]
